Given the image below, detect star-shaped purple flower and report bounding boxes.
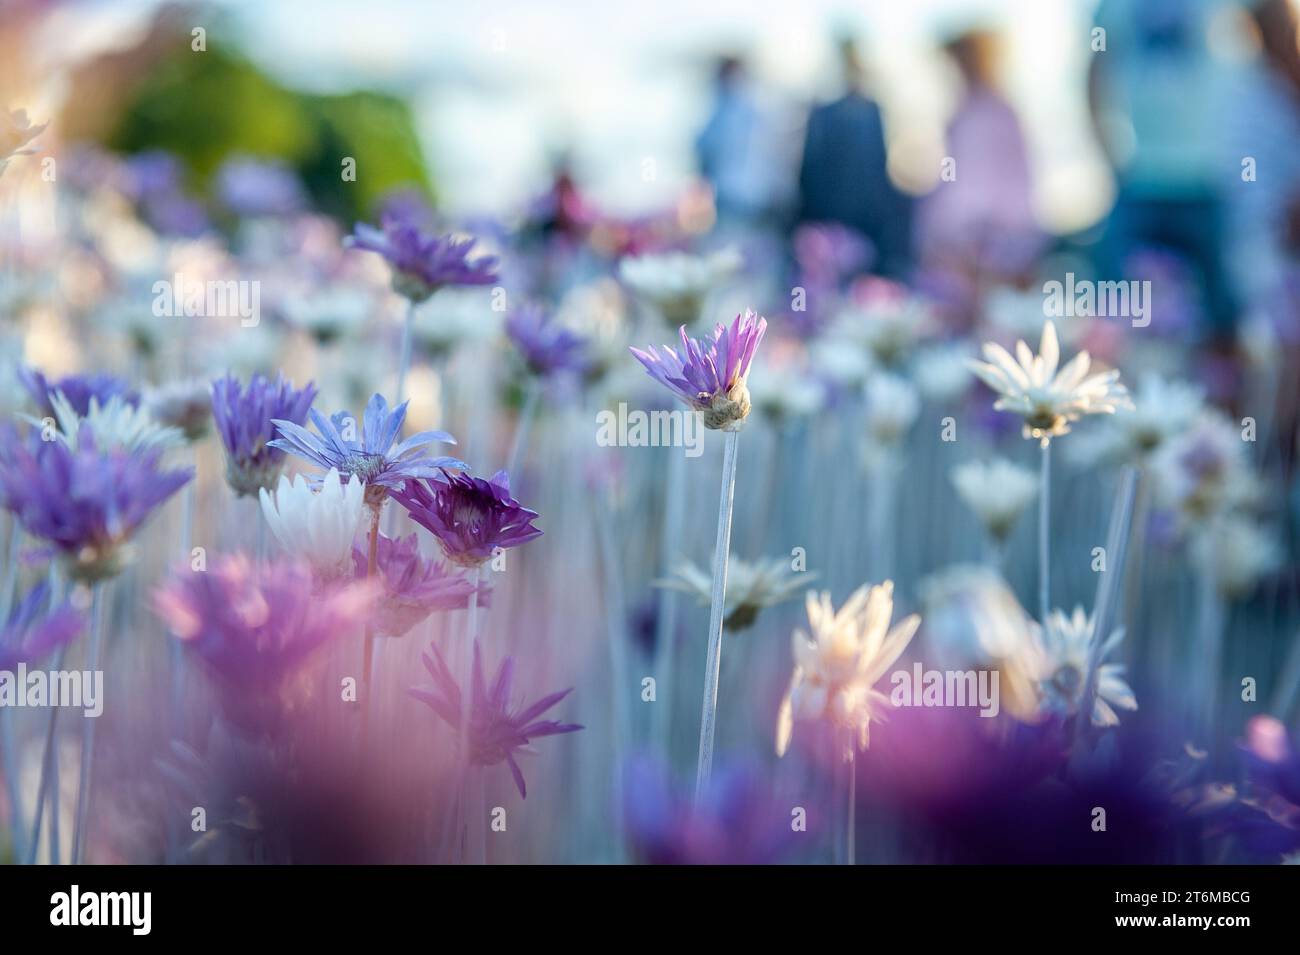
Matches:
[269,392,466,507]
[630,308,767,430]
[211,372,317,497]
[0,581,84,671]
[393,469,541,568]
[352,532,492,638]
[410,639,582,798]
[505,303,589,378]
[19,365,139,418]
[347,216,499,302]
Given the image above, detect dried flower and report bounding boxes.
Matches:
[394,469,541,568]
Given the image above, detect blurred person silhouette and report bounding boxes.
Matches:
[1089,0,1235,338]
[915,28,1040,296]
[798,35,911,278]
[695,55,783,229]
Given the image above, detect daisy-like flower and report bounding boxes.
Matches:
[968,320,1132,442]
[913,341,974,402]
[658,554,813,632]
[29,391,185,454]
[951,457,1039,542]
[280,284,374,346]
[1033,606,1137,728]
[1068,373,1205,467]
[347,217,499,303]
[0,423,192,581]
[154,555,375,729]
[775,581,921,758]
[630,309,767,431]
[505,303,589,378]
[618,248,741,325]
[259,468,366,581]
[393,469,541,568]
[748,362,824,424]
[0,581,83,671]
[835,292,936,371]
[0,108,45,175]
[863,373,920,455]
[1189,514,1280,599]
[1150,410,1258,524]
[19,366,139,418]
[268,392,465,508]
[211,372,317,497]
[351,532,491,638]
[145,379,213,442]
[410,639,582,798]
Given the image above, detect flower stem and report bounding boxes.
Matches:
[457,565,482,862]
[395,299,415,406]
[1,699,25,862]
[506,380,540,477]
[71,582,106,865]
[362,502,381,685]
[694,429,739,803]
[1038,439,1051,621]
[846,747,857,866]
[652,448,686,754]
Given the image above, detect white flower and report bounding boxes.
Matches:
[409,287,500,358]
[749,362,824,423]
[863,373,919,450]
[775,581,920,757]
[657,554,814,631]
[31,392,185,453]
[969,320,1132,442]
[951,457,1039,541]
[145,379,212,441]
[912,341,973,402]
[834,296,936,371]
[1033,606,1137,728]
[618,248,741,325]
[810,335,871,388]
[1189,514,1279,598]
[984,285,1087,346]
[0,109,45,175]
[1068,373,1205,467]
[1150,410,1258,524]
[282,284,374,344]
[258,468,366,580]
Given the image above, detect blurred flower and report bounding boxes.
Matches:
[1229,716,1300,860]
[951,457,1039,542]
[394,469,541,568]
[618,248,741,325]
[505,303,588,378]
[0,424,192,581]
[863,373,919,454]
[280,283,373,345]
[836,291,935,371]
[630,309,767,430]
[657,554,812,632]
[0,581,83,671]
[348,217,499,302]
[969,320,1132,442]
[145,379,213,442]
[409,287,501,360]
[352,532,490,637]
[793,222,871,286]
[154,556,374,729]
[211,372,317,497]
[0,108,45,175]
[410,639,582,798]
[913,341,973,402]
[1034,606,1136,728]
[749,361,823,423]
[258,468,366,581]
[1068,373,1205,467]
[1189,514,1280,598]
[776,581,921,758]
[29,391,184,454]
[1150,410,1258,525]
[269,392,464,507]
[215,156,306,218]
[19,366,139,418]
[623,755,806,864]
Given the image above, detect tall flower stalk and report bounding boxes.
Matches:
[70,585,106,865]
[630,309,766,798]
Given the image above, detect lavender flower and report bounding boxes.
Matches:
[505,303,588,377]
[154,555,374,728]
[409,639,582,798]
[623,756,806,864]
[352,533,491,638]
[19,365,139,418]
[0,424,192,581]
[268,392,465,507]
[211,372,317,497]
[0,581,83,671]
[393,469,541,568]
[630,309,767,430]
[347,217,499,302]
[215,155,305,218]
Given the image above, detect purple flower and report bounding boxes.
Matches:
[122,150,209,237]
[347,216,499,302]
[215,155,305,218]
[211,372,317,497]
[505,303,588,377]
[630,308,767,430]
[268,392,465,507]
[1226,716,1300,860]
[0,581,83,671]
[409,639,582,798]
[352,533,491,638]
[19,365,139,418]
[623,756,807,864]
[0,423,192,581]
[393,469,541,568]
[154,555,374,729]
